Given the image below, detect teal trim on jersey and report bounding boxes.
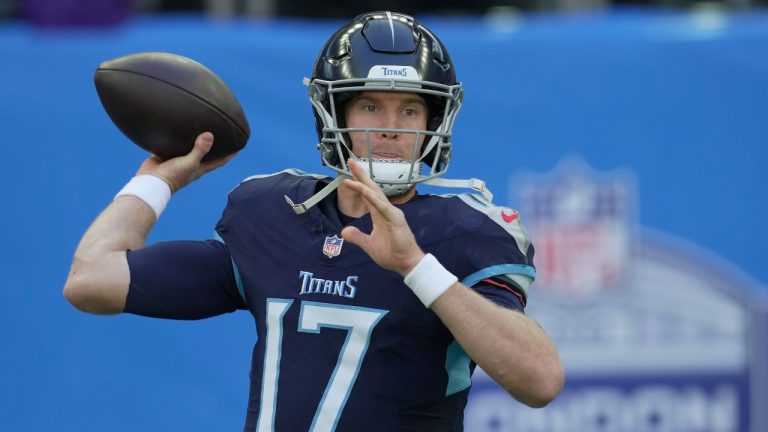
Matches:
[462,264,536,288]
[445,340,472,396]
[212,231,246,304]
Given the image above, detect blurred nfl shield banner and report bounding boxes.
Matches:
[463,157,768,432]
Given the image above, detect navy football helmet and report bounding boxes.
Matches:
[287,11,491,214]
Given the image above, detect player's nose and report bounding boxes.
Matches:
[378,112,400,140]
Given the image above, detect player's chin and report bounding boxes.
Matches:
[383,184,417,203]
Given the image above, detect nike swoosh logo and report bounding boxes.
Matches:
[501,210,519,223]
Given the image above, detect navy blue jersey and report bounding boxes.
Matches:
[126,169,535,432]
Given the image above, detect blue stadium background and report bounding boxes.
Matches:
[1,9,766,431]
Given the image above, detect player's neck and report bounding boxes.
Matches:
[336,181,416,219]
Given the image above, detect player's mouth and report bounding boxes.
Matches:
[371,151,402,159]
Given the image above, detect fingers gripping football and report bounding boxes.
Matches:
[340,160,425,276]
[136,132,236,193]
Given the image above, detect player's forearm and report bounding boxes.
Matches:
[430,284,564,407]
[64,196,156,314]
[75,196,156,259]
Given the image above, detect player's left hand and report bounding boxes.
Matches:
[340,159,425,276]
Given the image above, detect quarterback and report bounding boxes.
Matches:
[65,11,564,431]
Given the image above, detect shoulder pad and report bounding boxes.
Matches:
[225,170,330,210]
[455,193,532,257]
[230,169,328,194]
[238,168,326,185]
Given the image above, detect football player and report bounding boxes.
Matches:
[64,11,564,431]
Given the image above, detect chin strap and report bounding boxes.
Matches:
[285,175,349,215]
[423,177,493,201]
[285,174,493,215]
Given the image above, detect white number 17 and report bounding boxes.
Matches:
[256,299,388,432]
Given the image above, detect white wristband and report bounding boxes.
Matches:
[114,175,172,220]
[404,253,458,308]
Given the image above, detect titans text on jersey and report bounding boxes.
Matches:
[298,271,358,298]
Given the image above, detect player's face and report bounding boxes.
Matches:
[344,91,428,161]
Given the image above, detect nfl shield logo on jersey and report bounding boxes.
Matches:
[322,235,344,258]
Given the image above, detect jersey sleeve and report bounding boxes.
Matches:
[438,194,536,311]
[472,276,527,312]
[124,239,246,319]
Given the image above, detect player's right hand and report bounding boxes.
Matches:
[136,132,237,193]
[341,159,425,277]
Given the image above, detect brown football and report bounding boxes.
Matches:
[94,52,250,161]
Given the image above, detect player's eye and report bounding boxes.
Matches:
[403,105,425,119]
